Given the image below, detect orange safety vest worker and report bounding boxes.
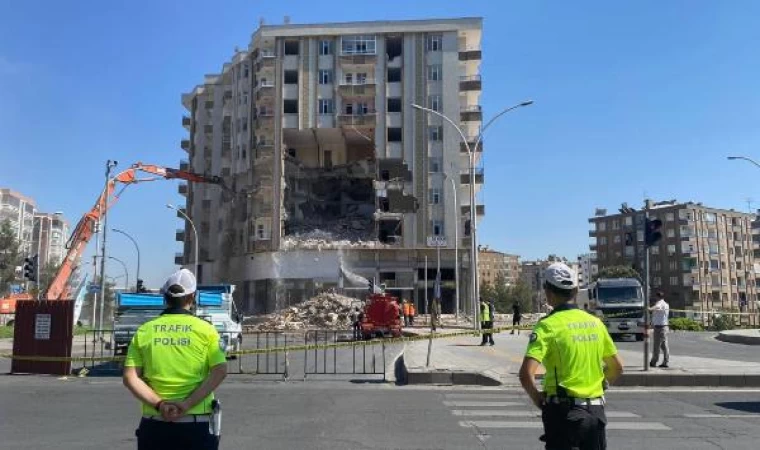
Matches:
[409,304,416,317]
[403,302,411,316]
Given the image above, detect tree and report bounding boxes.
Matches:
[479,280,495,306]
[82,276,117,328]
[593,265,641,282]
[505,280,533,313]
[0,219,22,295]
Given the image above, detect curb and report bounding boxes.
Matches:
[716,331,760,346]
[617,373,760,387]
[405,369,502,386]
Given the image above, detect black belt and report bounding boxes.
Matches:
[545,396,605,407]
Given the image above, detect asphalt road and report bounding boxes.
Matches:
[615,331,760,363]
[1,373,760,450]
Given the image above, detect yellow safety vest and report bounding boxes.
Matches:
[480,302,491,322]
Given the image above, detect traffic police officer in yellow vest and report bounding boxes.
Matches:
[123,269,227,450]
[519,262,624,450]
[480,298,494,346]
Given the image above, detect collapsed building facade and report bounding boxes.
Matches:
[178,17,484,315]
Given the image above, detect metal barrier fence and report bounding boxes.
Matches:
[304,330,386,381]
[77,329,130,375]
[225,331,290,379]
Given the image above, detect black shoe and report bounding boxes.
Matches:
[659,363,669,368]
[480,342,487,346]
[649,362,656,367]
[489,342,495,346]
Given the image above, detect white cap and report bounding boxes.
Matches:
[544,262,578,290]
[161,268,197,298]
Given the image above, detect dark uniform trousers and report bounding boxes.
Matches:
[541,403,607,450]
[480,321,494,344]
[136,418,219,450]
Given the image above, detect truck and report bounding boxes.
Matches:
[589,278,645,341]
[359,292,402,339]
[112,285,243,357]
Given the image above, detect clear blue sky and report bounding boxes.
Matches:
[2,1,760,287]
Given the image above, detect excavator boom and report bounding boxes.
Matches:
[44,163,226,300]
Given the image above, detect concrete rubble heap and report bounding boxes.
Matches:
[251,292,364,331]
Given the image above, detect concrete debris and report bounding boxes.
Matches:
[282,228,387,250]
[250,292,364,331]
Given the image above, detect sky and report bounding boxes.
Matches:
[2,1,760,288]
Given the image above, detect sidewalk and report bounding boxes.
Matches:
[402,328,760,387]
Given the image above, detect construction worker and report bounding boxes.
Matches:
[123,269,227,450]
[519,262,624,450]
[409,302,416,326]
[402,300,410,327]
[480,298,494,346]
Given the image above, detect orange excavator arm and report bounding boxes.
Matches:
[44,162,226,300]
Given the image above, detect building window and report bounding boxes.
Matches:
[426,34,442,51]
[431,220,444,236]
[651,246,660,255]
[429,157,442,173]
[667,244,676,256]
[654,261,661,271]
[283,99,298,114]
[709,244,719,254]
[653,276,661,287]
[670,276,679,286]
[318,99,334,114]
[613,235,621,244]
[388,67,401,83]
[669,260,678,271]
[428,95,442,112]
[704,212,717,223]
[319,40,332,55]
[637,230,644,242]
[667,228,675,238]
[427,64,442,81]
[599,236,607,245]
[284,40,299,55]
[387,127,402,142]
[679,209,693,220]
[429,189,442,205]
[387,97,401,113]
[666,213,675,222]
[597,222,606,232]
[341,35,376,55]
[624,216,633,227]
[284,70,298,84]
[318,70,333,84]
[612,219,620,230]
[243,64,249,78]
[428,126,443,141]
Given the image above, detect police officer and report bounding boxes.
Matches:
[479,298,494,346]
[123,269,228,450]
[519,263,623,450]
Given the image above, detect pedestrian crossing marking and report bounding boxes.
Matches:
[444,393,522,400]
[460,420,671,431]
[684,414,760,418]
[451,410,640,418]
[443,401,522,407]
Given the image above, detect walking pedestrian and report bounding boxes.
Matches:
[649,291,670,368]
[519,262,623,450]
[480,298,494,346]
[408,302,416,326]
[402,300,410,327]
[123,269,227,450]
[511,301,522,335]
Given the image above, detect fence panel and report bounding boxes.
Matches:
[303,330,386,381]
[230,331,289,379]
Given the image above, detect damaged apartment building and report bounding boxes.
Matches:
[179,17,484,314]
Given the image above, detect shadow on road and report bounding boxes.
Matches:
[715,402,760,413]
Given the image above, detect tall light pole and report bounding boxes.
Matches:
[108,256,129,292]
[443,171,460,319]
[727,155,760,169]
[168,204,199,278]
[98,160,118,330]
[411,100,533,330]
[112,228,140,292]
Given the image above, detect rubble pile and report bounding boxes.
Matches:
[282,228,386,250]
[250,292,364,331]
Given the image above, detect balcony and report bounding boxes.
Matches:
[174,252,184,265]
[338,81,376,96]
[259,49,276,59]
[256,116,275,130]
[590,244,598,251]
[460,139,482,153]
[460,105,482,122]
[459,46,482,61]
[182,116,191,128]
[175,229,185,241]
[460,168,484,185]
[256,80,275,92]
[178,182,188,196]
[338,53,377,66]
[461,204,485,216]
[181,139,190,151]
[338,113,376,128]
[589,230,597,237]
[179,159,189,171]
[460,75,482,91]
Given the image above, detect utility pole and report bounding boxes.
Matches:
[643,199,652,372]
[91,221,100,330]
[98,160,118,330]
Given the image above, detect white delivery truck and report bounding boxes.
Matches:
[195,285,244,357]
[589,278,645,341]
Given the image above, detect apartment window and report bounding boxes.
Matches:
[387,98,401,113]
[597,222,606,232]
[737,261,743,270]
[679,209,693,220]
[708,229,717,239]
[667,228,675,238]
[284,40,299,55]
[284,70,298,84]
[429,189,442,205]
[624,216,633,227]
[341,35,376,55]
[427,64,442,81]
[611,219,620,230]
[637,230,644,242]
[243,64,249,78]
[319,40,332,55]
[429,157,442,173]
[654,261,662,271]
[710,260,720,270]
[428,126,443,141]
[387,67,401,83]
[387,127,402,142]
[666,213,675,222]
[426,34,442,51]
[667,244,676,255]
[242,118,248,131]
[653,276,661,287]
[651,246,660,255]
[431,220,444,236]
[670,276,679,286]
[318,99,334,114]
[704,212,717,223]
[283,99,298,114]
[318,70,333,84]
[711,275,720,287]
[709,244,719,254]
[599,236,607,245]
[613,235,621,244]
[669,260,678,271]
[428,95,442,112]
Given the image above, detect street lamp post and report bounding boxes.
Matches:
[727,156,760,169]
[167,204,199,278]
[108,256,129,292]
[112,228,140,292]
[411,100,533,330]
[443,172,460,319]
[98,160,118,330]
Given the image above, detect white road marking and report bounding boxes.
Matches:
[460,421,671,430]
[443,401,522,407]
[451,410,640,418]
[684,414,760,418]
[444,393,523,400]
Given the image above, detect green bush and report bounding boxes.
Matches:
[669,317,704,331]
[710,314,736,331]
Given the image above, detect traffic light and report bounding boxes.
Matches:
[368,278,375,293]
[23,255,38,281]
[645,218,663,247]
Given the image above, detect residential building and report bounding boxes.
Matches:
[520,260,548,313]
[478,246,520,287]
[590,200,758,313]
[32,212,69,269]
[179,18,483,314]
[576,252,598,289]
[0,188,37,255]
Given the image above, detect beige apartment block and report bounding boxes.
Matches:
[179,18,484,314]
[478,246,520,287]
